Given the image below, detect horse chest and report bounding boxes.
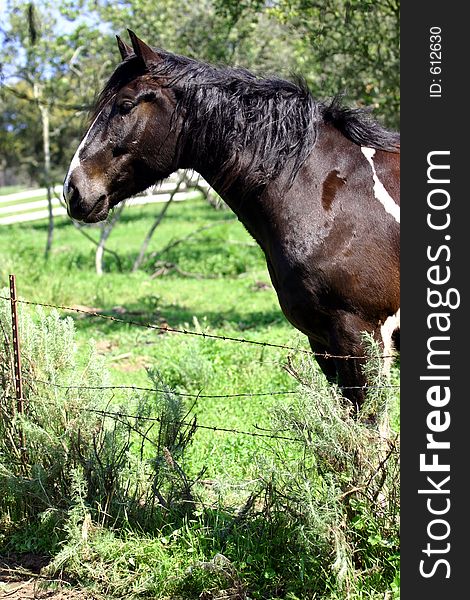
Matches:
[262,199,398,334]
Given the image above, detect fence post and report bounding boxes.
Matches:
[9,274,26,463]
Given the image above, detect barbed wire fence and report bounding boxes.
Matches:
[1,274,400,454]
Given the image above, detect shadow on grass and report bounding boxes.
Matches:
[67,297,285,338]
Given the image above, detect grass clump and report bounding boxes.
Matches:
[0,293,110,550]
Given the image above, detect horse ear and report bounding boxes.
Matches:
[127,29,160,66]
[116,35,133,61]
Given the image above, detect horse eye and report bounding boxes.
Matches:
[119,100,135,114]
[112,146,127,157]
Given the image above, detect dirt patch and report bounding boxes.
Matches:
[94,339,120,354]
[0,555,93,600]
[111,354,152,372]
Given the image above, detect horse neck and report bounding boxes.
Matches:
[179,130,248,199]
[187,151,271,243]
[178,124,279,245]
[175,83,307,246]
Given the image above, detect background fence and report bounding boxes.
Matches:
[0,172,212,226]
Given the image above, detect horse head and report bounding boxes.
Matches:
[63,31,181,222]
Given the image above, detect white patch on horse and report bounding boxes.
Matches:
[361,146,400,223]
[380,308,400,375]
[63,110,103,204]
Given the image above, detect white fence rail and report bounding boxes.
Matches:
[0,173,211,226]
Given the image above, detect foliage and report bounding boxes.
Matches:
[217,0,400,128]
[0,296,108,547]
[37,335,400,600]
[0,294,199,546]
[263,341,400,596]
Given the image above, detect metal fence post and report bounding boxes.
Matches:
[9,274,26,462]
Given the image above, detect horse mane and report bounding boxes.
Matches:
[322,96,400,152]
[94,50,400,192]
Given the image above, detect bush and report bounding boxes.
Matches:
[255,340,400,597]
[0,293,199,551]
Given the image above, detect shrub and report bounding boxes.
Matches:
[0,293,199,551]
[0,292,111,546]
[255,338,400,597]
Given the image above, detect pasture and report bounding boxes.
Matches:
[0,189,400,599]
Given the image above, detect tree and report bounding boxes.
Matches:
[1,2,58,253]
[0,1,118,184]
[0,0,117,254]
[215,0,400,129]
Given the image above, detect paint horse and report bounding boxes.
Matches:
[63,31,400,411]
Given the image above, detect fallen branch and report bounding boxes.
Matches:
[149,220,235,265]
[150,261,220,280]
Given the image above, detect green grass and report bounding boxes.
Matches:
[0,191,400,473]
[0,197,303,480]
[0,184,28,195]
[0,191,400,599]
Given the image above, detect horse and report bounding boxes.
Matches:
[63,30,400,412]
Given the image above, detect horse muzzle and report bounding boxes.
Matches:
[63,172,110,223]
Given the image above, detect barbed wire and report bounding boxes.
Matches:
[1,283,400,449]
[26,376,398,396]
[0,294,399,360]
[3,393,303,444]
[27,377,299,398]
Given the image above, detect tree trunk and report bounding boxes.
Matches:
[95,201,127,276]
[34,84,53,259]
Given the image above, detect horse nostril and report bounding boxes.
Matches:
[64,182,79,208]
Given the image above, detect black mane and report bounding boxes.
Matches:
[94,49,400,191]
